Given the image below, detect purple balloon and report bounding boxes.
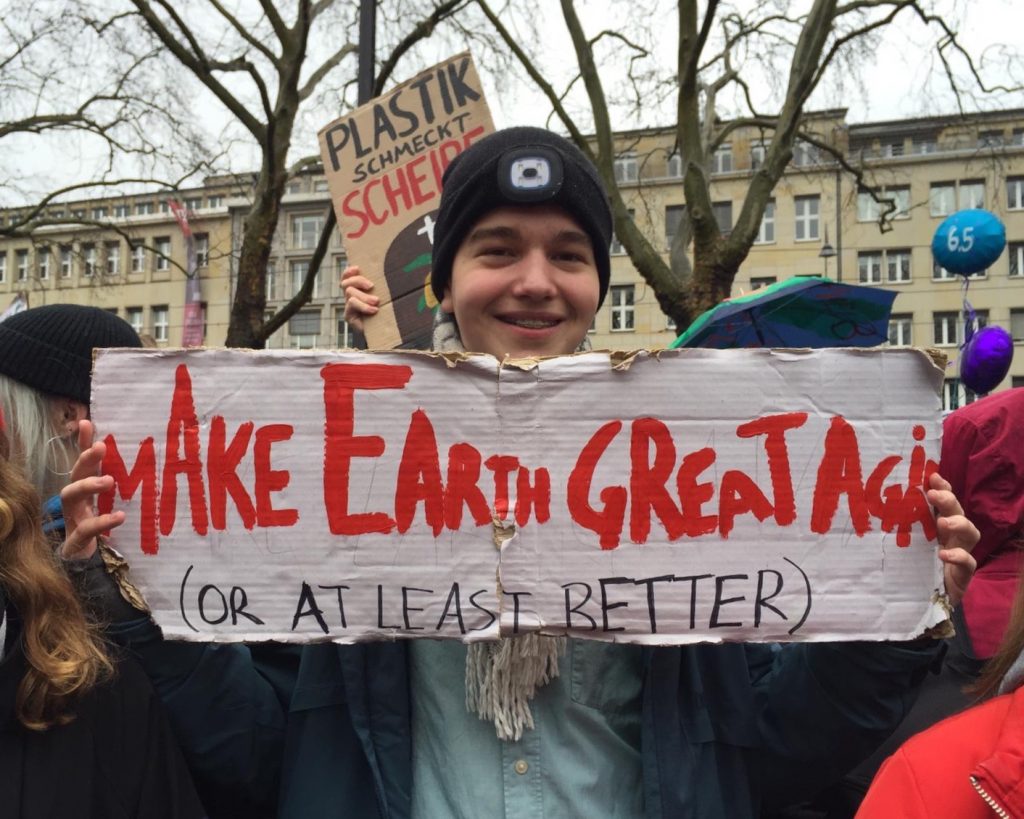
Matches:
[960,325,1014,395]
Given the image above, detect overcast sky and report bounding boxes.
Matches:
[3,0,1022,206]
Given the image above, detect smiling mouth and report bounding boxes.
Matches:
[500,316,562,329]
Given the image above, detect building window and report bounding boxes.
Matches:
[82,244,97,277]
[91,206,107,220]
[888,314,913,346]
[978,129,1004,148]
[126,307,144,334]
[930,182,956,217]
[59,245,72,278]
[36,247,49,280]
[943,379,977,412]
[288,310,321,348]
[154,237,171,271]
[291,214,324,249]
[265,262,276,301]
[755,200,775,244]
[861,186,911,221]
[207,195,224,208]
[933,311,960,346]
[71,209,85,219]
[610,285,635,332]
[113,204,130,218]
[713,201,733,235]
[887,249,912,282]
[16,250,28,281]
[858,251,882,284]
[1010,309,1024,342]
[337,314,356,347]
[751,276,776,290]
[610,209,635,255]
[290,260,318,298]
[933,260,983,281]
[913,137,937,154]
[286,181,302,195]
[0,253,5,283]
[750,141,767,170]
[794,195,820,241]
[105,241,121,276]
[314,179,330,192]
[151,306,169,342]
[185,197,203,212]
[667,151,683,178]
[959,179,985,210]
[195,233,209,268]
[881,140,905,157]
[614,152,639,184]
[159,200,171,214]
[1010,242,1024,278]
[665,204,686,250]
[135,201,154,216]
[130,241,145,273]
[1008,177,1024,210]
[712,143,733,174]
[792,140,821,167]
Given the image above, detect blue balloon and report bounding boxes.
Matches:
[960,325,1014,395]
[931,209,1006,276]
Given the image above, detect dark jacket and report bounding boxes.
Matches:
[0,603,206,819]
[109,613,940,819]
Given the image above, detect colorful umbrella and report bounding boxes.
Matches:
[670,276,898,350]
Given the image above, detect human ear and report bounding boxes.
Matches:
[440,287,454,314]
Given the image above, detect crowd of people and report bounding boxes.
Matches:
[0,126,1019,818]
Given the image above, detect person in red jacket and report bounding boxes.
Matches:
[942,387,1024,660]
[856,555,1024,818]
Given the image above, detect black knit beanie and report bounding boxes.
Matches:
[0,304,142,404]
[431,127,613,307]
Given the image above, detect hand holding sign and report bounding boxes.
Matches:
[927,472,978,607]
[60,420,125,560]
[341,265,379,332]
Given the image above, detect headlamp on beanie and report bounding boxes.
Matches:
[429,126,613,308]
[498,148,563,200]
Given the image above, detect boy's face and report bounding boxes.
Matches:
[440,204,601,359]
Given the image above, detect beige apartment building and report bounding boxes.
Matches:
[0,180,240,345]
[2,108,1022,410]
[598,108,1024,409]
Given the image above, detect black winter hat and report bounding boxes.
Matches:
[430,127,613,307]
[0,304,142,404]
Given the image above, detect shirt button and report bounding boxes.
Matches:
[513,759,529,775]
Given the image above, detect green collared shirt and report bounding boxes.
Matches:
[410,638,645,819]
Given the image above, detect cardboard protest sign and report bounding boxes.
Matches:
[319,52,494,350]
[92,347,951,645]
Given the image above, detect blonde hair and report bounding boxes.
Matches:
[0,374,78,500]
[0,451,113,730]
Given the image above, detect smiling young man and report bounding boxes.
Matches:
[337,127,979,818]
[71,127,978,819]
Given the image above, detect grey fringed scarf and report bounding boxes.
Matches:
[432,310,584,741]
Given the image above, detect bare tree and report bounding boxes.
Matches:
[0,1,214,240]
[479,0,1022,329]
[1,0,476,346]
[113,0,474,348]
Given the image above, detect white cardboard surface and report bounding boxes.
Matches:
[91,347,949,644]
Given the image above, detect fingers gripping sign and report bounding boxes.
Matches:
[60,420,126,560]
[927,472,979,608]
[341,265,380,331]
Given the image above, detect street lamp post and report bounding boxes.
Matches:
[819,225,837,278]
